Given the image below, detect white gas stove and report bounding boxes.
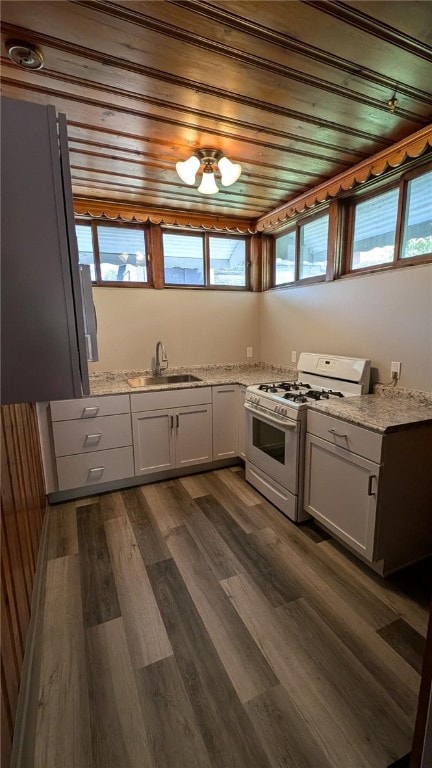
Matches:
[245,352,371,423]
[244,353,371,522]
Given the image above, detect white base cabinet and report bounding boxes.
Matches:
[304,432,378,561]
[132,404,212,476]
[212,385,239,460]
[130,386,213,477]
[50,394,134,491]
[304,409,432,574]
[43,382,253,500]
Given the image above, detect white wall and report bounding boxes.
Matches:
[89,264,432,392]
[90,287,261,372]
[260,263,432,392]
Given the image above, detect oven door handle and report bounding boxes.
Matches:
[244,402,297,430]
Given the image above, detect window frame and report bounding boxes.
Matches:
[344,163,432,276]
[75,219,152,288]
[161,228,251,290]
[273,208,330,288]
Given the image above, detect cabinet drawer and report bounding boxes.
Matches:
[52,414,132,457]
[50,394,130,421]
[307,410,382,463]
[56,446,134,491]
[131,386,212,412]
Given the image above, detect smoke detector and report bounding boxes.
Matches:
[6,40,44,70]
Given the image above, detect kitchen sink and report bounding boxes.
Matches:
[127,374,202,387]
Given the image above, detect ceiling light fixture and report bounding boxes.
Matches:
[6,40,44,70]
[176,149,241,195]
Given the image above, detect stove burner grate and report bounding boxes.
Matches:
[283,392,307,403]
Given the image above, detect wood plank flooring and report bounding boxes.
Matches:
[15,467,431,768]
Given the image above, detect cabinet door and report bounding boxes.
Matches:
[238,386,247,460]
[212,385,239,460]
[304,433,379,561]
[132,409,175,475]
[175,404,213,468]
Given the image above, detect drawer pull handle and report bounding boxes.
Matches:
[84,433,102,444]
[368,475,377,496]
[176,414,179,428]
[170,415,174,429]
[328,428,348,439]
[88,466,104,478]
[82,406,99,418]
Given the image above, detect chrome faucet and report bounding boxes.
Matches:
[154,340,168,376]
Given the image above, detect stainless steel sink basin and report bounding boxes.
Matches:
[127,374,202,387]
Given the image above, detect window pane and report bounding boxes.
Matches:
[75,224,96,280]
[96,225,147,283]
[351,189,398,270]
[299,215,329,279]
[162,233,204,285]
[275,231,296,284]
[401,171,432,259]
[209,237,246,286]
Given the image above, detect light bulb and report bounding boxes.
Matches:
[176,154,200,185]
[198,169,219,195]
[218,155,242,186]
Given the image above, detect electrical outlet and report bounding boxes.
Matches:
[247,347,253,358]
[291,351,297,363]
[391,361,401,380]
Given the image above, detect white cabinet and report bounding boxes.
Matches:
[212,385,239,460]
[304,411,381,562]
[131,387,213,476]
[238,385,247,460]
[304,409,432,574]
[51,394,134,491]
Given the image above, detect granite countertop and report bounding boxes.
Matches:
[89,363,297,396]
[89,365,432,434]
[308,384,432,434]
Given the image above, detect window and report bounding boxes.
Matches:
[208,236,246,286]
[351,188,399,270]
[162,231,248,288]
[299,215,329,279]
[162,233,204,285]
[400,170,432,259]
[75,221,149,285]
[274,212,329,285]
[348,167,431,272]
[275,231,296,285]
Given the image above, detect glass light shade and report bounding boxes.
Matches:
[218,155,242,186]
[198,169,219,195]
[176,154,200,185]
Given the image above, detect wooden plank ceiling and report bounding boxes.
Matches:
[1,0,431,222]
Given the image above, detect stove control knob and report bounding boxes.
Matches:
[281,407,286,415]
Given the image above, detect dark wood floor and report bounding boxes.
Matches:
[15,467,430,768]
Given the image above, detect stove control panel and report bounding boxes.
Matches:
[248,394,260,405]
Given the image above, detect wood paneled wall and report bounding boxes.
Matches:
[1,403,46,767]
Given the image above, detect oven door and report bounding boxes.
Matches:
[245,403,300,493]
